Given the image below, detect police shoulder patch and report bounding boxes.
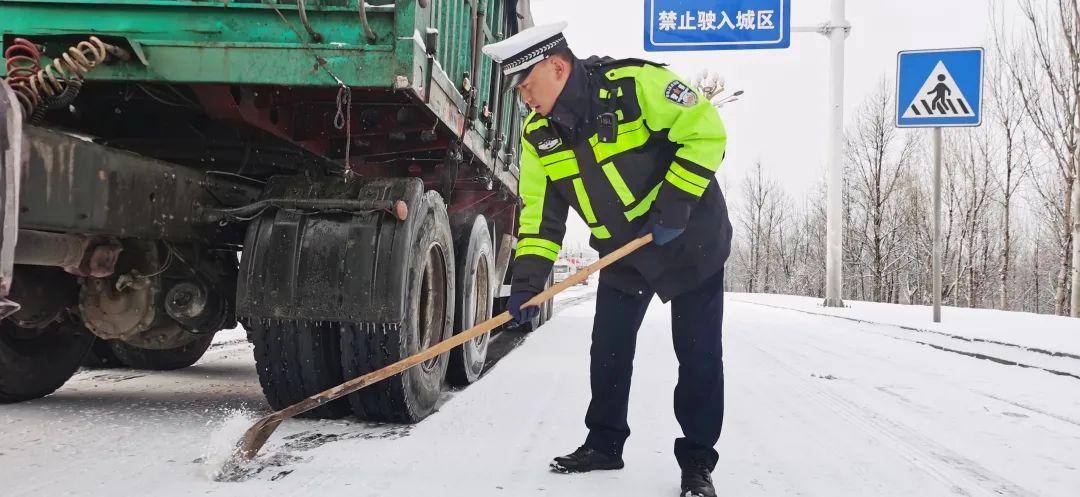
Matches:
[537,137,562,152]
[664,80,698,107]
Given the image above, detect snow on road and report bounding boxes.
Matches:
[731,293,1080,363]
[1,289,1077,496]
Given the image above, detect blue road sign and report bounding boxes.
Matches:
[644,0,791,52]
[896,48,983,128]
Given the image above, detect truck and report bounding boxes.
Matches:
[552,263,572,284]
[0,0,550,422]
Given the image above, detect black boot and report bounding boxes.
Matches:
[550,446,625,473]
[680,463,716,497]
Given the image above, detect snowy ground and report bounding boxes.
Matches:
[1,287,1078,496]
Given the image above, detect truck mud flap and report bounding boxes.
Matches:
[236,176,425,324]
[0,81,23,319]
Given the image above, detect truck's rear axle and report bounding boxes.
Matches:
[13,229,121,277]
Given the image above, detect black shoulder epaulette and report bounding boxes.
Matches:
[583,56,667,71]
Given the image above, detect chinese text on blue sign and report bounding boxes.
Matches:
[644,0,791,51]
[896,48,983,128]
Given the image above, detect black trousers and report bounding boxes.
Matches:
[583,269,726,471]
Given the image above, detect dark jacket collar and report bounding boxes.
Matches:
[547,57,595,145]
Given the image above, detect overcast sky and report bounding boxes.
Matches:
[527,0,1016,250]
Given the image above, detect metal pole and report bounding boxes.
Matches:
[932,127,943,322]
[823,0,847,307]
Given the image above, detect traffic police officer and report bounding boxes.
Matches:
[483,21,732,497]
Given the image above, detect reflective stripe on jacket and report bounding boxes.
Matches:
[512,57,732,300]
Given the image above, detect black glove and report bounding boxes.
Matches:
[637,214,686,246]
[508,290,540,324]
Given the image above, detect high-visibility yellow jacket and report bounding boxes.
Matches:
[512,57,732,300]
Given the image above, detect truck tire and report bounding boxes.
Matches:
[0,319,94,402]
[447,215,493,385]
[249,320,352,419]
[544,278,555,320]
[540,289,554,323]
[108,333,215,370]
[83,339,124,368]
[340,191,455,422]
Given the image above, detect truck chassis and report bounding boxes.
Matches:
[0,0,545,420]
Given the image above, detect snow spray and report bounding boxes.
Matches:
[201,409,257,482]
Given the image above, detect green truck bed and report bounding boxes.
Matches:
[1,0,525,188]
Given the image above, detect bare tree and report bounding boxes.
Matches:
[893,164,932,305]
[719,1,1079,319]
[985,52,1030,310]
[736,162,787,293]
[997,0,1079,316]
[956,130,996,307]
[844,81,919,302]
[942,132,966,306]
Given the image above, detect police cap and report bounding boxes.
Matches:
[482,21,569,90]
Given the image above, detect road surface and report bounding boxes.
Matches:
[1,287,1077,496]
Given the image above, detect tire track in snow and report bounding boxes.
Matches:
[742,339,1041,497]
[971,391,1080,428]
[731,299,1080,381]
[553,289,597,312]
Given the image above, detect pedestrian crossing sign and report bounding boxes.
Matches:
[896,48,983,128]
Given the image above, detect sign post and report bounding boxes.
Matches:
[932,127,942,322]
[823,0,846,308]
[896,48,984,322]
